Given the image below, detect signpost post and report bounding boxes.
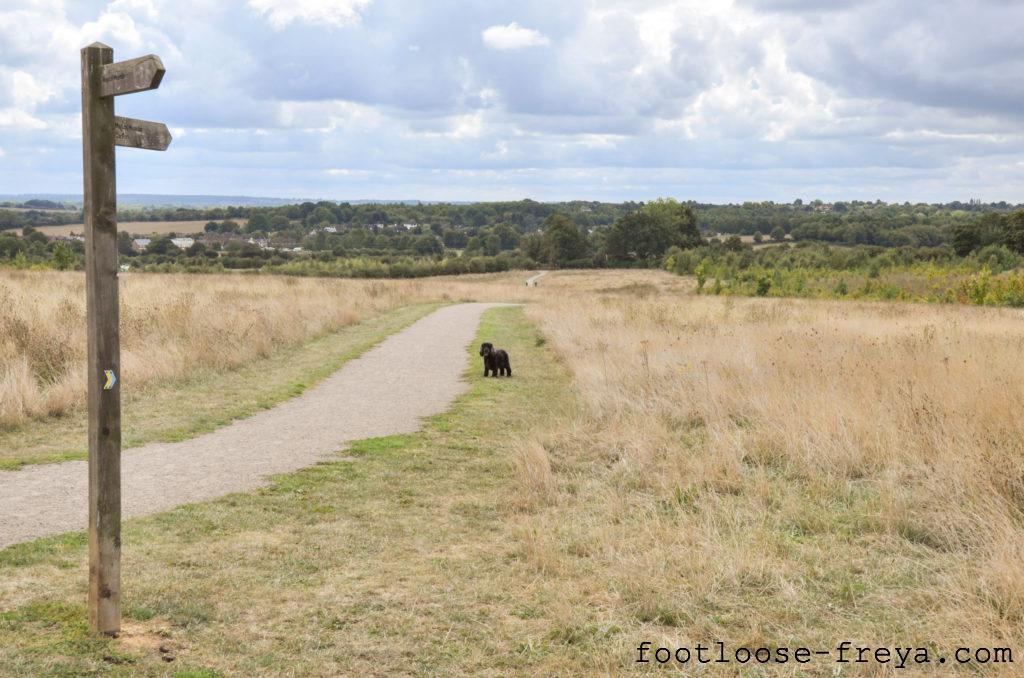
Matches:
[80,42,170,636]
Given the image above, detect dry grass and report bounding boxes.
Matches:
[0,270,532,428]
[4,268,1023,673]
[517,270,1024,668]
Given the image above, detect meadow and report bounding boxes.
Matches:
[520,272,1024,670]
[0,270,529,428]
[1,268,1022,674]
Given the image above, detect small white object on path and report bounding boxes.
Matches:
[0,303,508,549]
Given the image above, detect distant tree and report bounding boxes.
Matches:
[753,231,763,243]
[954,213,1005,256]
[307,207,334,227]
[771,226,786,242]
[23,228,47,246]
[484,234,501,256]
[0,235,26,259]
[414,234,443,256]
[641,198,701,248]
[520,232,545,262]
[442,228,468,249]
[148,236,175,254]
[541,213,588,266]
[52,242,75,270]
[604,212,667,261]
[247,213,269,233]
[604,199,701,261]
[492,223,520,250]
[724,235,744,252]
[118,231,133,256]
[1004,211,1024,254]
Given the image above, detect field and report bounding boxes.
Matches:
[0,270,534,432]
[18,220,248,238]
[1,268,1023,674]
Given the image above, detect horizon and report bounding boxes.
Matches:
[4,192,1023,209]
[1,1,1023,202]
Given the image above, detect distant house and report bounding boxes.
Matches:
[322,226,337,234]
[131,238,151,253]
[170,237,195,250]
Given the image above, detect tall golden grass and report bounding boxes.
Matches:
[521,271,1024,662]
[0,270,530,427]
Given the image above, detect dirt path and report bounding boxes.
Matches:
[0,303,506,549]
[525,271,548,286]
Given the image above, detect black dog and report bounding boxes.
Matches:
[479,342,512,377]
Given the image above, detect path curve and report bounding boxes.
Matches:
[0,303,507,549]
[525,271,548,286]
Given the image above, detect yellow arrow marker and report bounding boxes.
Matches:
[103,369,118,390]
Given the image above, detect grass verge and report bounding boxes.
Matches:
[0,305,576,676]
[0,304,439,469]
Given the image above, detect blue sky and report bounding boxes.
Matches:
[0,0,1022,203]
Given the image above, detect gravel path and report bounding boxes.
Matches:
[0,303,507,549]
[525,271,548,286]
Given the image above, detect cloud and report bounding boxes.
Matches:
[482,22,551,50]
[247,0,372,29]
[0,0,1021,202]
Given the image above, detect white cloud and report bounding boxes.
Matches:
[0,108,47,130]
[482,22,550,50]
[248,0,372,30]
[0,0,1022,201]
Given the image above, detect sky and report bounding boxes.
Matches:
[0,0,1022,203]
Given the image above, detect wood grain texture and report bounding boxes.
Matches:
[100,54,164,97]
[113,116,171,151]
[82,41,122,637]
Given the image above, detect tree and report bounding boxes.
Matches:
[247,213,269,233]
[493,223,520,250]
[1003,211,1024,254]
[953,213,1006,256]
[753,231,763,244]
[484,234,501,256]
[542,213,588,266]
[148,236,175,254]
[603,199,701,262]
[604,211,668,261]
[520,232,545,262]
[52,242,75,270]
[724,235,744,252]
[770,226,786,242]
[642,198,701,248]
[414,234,443,256]
[118,231,133,256]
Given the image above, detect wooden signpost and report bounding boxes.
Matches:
[81,42,171,636]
